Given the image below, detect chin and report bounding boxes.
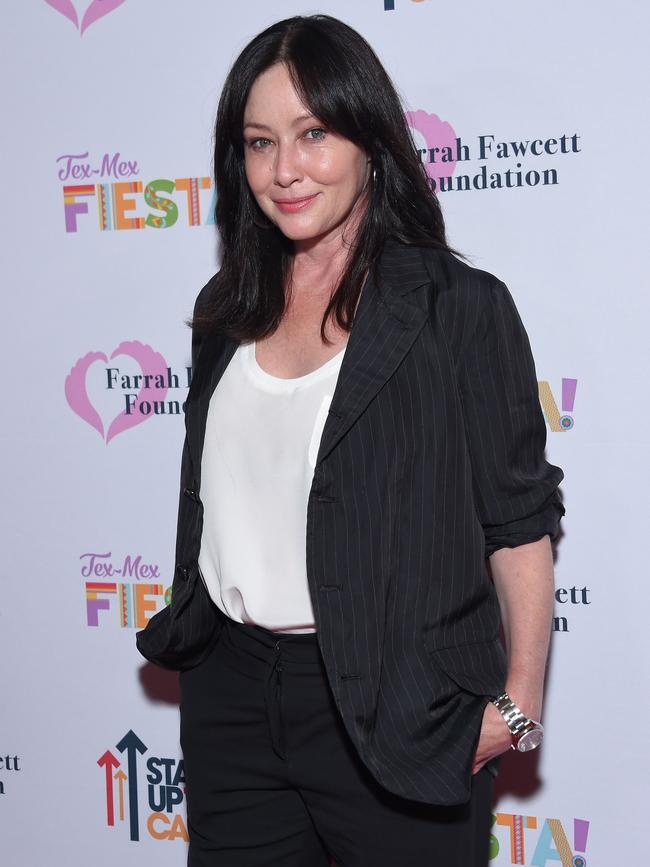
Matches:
[274,220,329,243]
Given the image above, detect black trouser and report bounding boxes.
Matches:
[179,607,495,866]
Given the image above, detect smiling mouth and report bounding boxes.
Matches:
[272,194,319,213]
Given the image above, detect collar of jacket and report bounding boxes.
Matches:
[184,238,434,485]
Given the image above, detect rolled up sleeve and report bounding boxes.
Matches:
[457,278,565,558]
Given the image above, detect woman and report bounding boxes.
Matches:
[137,13,565,866]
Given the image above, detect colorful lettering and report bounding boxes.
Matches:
[85,581,167,627]
[86,582,117,626]
[531,819,573,867]
[496,813,538,864]
[539,378,578,432]
[144,179,178,228]
[175,177,211,226]
[64,184,95,232]
[113,181,145,230]
[62,178,215,232]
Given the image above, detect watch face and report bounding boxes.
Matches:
[518,728,543,752]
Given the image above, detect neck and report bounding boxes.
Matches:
[290,194,368,294]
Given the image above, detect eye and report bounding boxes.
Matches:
[246,137,272,151]
[304,127,326,141]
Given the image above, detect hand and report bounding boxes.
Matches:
[471,700,513,775]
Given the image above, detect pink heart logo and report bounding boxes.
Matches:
[404,110,458,185]
[44,0,126,36]
[65,341,169,444]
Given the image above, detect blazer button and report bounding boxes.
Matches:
[183,487,200,502]
[175,564,190,581]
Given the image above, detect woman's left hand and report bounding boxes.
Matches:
[471,700,513,774]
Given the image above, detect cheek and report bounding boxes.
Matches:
[308,150,335,177]
[303,157,336,191]
[245,158,270,195]
[309,149,366,192]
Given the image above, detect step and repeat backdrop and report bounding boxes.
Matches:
[2,1,647,864]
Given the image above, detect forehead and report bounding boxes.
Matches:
[243,64,313,126]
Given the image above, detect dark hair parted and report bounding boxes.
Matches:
[192,13,463,345]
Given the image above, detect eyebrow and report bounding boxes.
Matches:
[243,113,316,131]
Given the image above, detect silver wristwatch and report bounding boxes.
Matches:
[491,692,544,752]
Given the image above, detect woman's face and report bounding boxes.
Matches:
[243,63,370,247]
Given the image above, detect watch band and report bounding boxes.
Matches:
[491,692,544,751]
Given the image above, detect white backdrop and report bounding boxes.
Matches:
[2,1,648,864]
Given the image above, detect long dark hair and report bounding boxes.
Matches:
[192,13,463,344]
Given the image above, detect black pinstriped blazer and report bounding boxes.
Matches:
[136,237,565,806]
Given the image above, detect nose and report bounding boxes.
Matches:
[273,141,302,188]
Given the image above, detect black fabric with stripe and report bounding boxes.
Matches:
[137,237,565,807]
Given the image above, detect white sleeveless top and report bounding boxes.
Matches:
[197,340,347,633]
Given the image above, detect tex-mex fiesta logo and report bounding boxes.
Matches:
[98,730,187,843]
[59,151,216,233]
[83,550,169,628]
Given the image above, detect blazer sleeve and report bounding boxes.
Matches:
[456,278,566,558]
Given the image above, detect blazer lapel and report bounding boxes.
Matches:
[315,240,432,466]
[185,239,433,480]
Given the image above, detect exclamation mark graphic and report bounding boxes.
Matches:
[560,378,577,430]
[573,818,589,866]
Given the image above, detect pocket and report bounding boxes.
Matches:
[307,394,334,468]
[427,637,508,698]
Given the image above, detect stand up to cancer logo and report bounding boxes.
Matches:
[98,731,188,843]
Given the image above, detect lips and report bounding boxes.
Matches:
[271,193,319,213]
